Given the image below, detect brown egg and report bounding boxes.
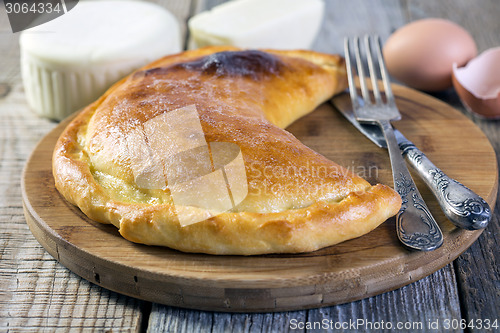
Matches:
[383,18,477,91]
[452,47,500,119]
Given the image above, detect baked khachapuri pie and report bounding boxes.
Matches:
[53,46,401,255]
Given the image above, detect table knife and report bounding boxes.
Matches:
[331,93,491,230]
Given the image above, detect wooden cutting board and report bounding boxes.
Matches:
[22,83,497,312]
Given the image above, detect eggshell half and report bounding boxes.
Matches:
[383,18,477,91]
[452,47,500,118]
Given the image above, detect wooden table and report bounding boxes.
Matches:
[1,0,499,331]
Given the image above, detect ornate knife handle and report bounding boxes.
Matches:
[382,121,443,251]
[399,138,491,230]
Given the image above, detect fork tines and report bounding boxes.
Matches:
[344,35,396,111]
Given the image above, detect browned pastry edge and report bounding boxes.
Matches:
[53,46,401,255]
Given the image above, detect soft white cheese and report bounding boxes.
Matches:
[20,1,182,120]
[188,0,325,50]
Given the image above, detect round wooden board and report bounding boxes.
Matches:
[22,83,498,312]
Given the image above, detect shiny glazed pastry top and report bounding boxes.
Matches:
[53,46,401,255]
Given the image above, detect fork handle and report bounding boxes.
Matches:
[399,138,491,230]
[380,120,444,251]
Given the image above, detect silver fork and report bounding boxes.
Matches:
[344,35,444,251]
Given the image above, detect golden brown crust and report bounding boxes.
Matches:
[53,46,401,255]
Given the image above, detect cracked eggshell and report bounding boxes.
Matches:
[452,47,500,119]
[383,18,477,92]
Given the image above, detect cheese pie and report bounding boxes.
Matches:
[53,46,401,255]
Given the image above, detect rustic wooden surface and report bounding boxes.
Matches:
[1,0,499,331]
[22,83,497,312]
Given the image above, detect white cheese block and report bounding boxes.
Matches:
[188,0,325,50]
[20,1,182,120]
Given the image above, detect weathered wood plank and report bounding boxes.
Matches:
[306,265,462,333]
[1,0,499,331]
[403,0,500,53]
[145,0,465,329]
[0,2,21,95]
[454,223,500,322]
[148,304,307,333]
[404,0,500,324]
[454,111,500,323]
[314,0,406,54]
[0,0,195,331]
[0,83,144,332]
